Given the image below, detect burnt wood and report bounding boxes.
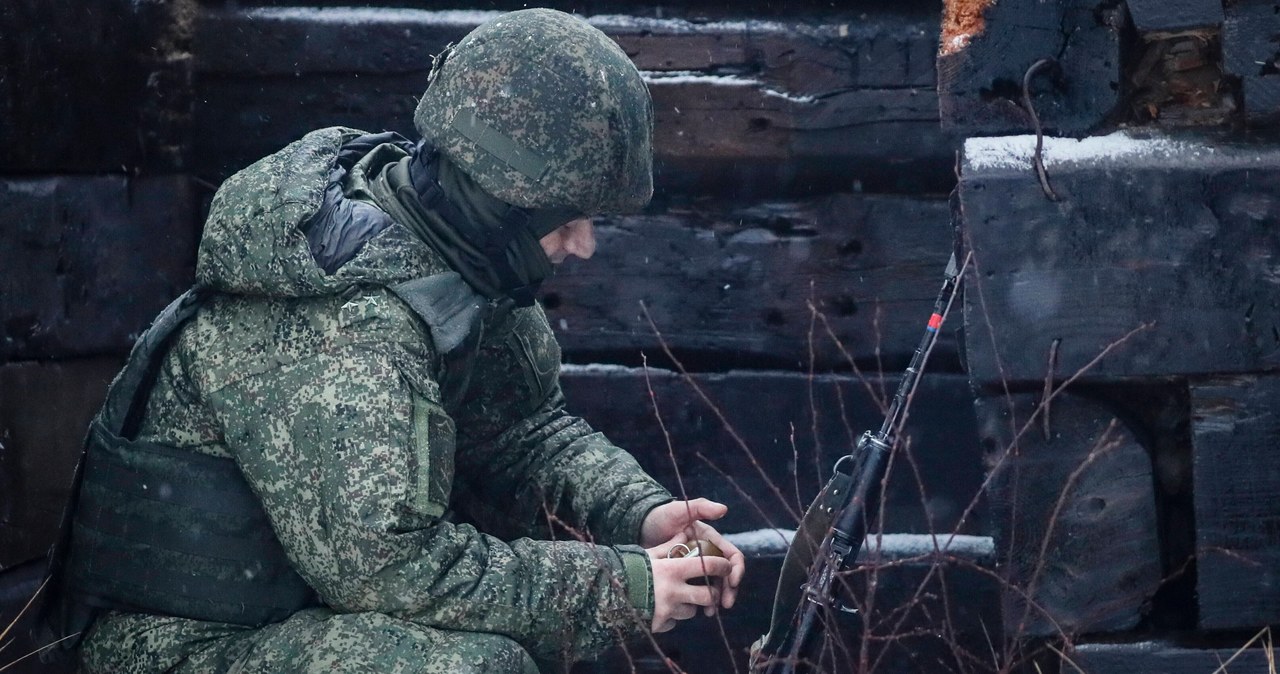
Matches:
[200,0,939,16]
[560,368,987,538]
[0,359,121,569]
[544,194,956,370]
[1,186,956,367]
[0,177,197,361]
[1070,641,1278,673]
[1125,0,1223,34]
[937,0,1124,136]
[975,391,1162,637]
[1126,31,1236,127]
[192,7,954,196]
[960,134,1280,386]
[1224,0,1280,127]
[1190,375,1280,631]
[0,0,193,174]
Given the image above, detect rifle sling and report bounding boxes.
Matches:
[755,467,854,657]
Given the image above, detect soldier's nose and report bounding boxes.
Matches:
[564,218,596,260]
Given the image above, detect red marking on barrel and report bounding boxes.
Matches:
[927,313,943,331]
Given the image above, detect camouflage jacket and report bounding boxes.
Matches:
[84,127,672,663]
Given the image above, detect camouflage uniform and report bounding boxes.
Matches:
[79,119,669,674]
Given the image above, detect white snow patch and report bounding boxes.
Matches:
[641,72,814,103]
[237,8,812,37]
[587,14,801,35]
[863,533,994,559]
[726,528,796,553]
[964,132,1208,171]
[763,87,816,104]
[945,34,971,54]
[561,363,676,376]
[641,71,762,87]
[727,529,994,560]
[729,228,782,244]
[241,7,502,26]
[4,180,58,197]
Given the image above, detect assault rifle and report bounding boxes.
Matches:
[749,252,965,674]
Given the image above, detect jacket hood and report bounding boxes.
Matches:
[195,127,441,297]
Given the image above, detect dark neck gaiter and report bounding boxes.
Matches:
[424,151,560,306]
[349,140,579,306]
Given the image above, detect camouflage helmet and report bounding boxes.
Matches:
[414,9,654,216]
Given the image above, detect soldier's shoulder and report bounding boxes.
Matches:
[176,290,432,393]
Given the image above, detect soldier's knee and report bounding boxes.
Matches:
[426,631,539,674]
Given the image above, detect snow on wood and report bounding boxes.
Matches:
[963,132,1205,172]
[724,529,994,560]
[1070,641,1279,673]
[237,7,503,26]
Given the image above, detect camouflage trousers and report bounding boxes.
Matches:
[80,608,544,674]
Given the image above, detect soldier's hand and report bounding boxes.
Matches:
[646,555,735,633]
[641,499,746,611]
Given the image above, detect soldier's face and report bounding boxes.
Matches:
[539,217,596,264]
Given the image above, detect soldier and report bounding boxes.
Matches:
[61,9,745,673]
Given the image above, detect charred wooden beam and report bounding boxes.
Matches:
[1125,0,1223,34]
[975,391,1162,637]
[0,0,195,174]
[0,177,197,361]
[1190,375,1280,631]
[1,184,954,367]
[192,7,953,196]
[938,0,1125,136]
[1224,0,1280,127]
[544,193,956,370]
[1126,30,1235,128]
[560,368,986,538]
[960,133,1280,386]
[0,359,121,569]
[1069,641,1278,673]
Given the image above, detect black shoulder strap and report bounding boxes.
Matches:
[388,272,487,355]
[100,288,209,438]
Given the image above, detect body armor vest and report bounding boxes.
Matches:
[59,275,488,630]
[63,289,318,627]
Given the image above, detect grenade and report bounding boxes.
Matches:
[670,539,724,559]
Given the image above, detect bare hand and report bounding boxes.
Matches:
[641,499,746,613]
[646,554,734,633]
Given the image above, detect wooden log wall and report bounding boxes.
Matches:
[7,0,1279,671]
[938,0,1126,136]
[976,392,1162,638]
[946,0,1280,669]
[191,6,954,196]
[0,2,1003,673]
[1189,376,1280,632]
[960,135,1280,385]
